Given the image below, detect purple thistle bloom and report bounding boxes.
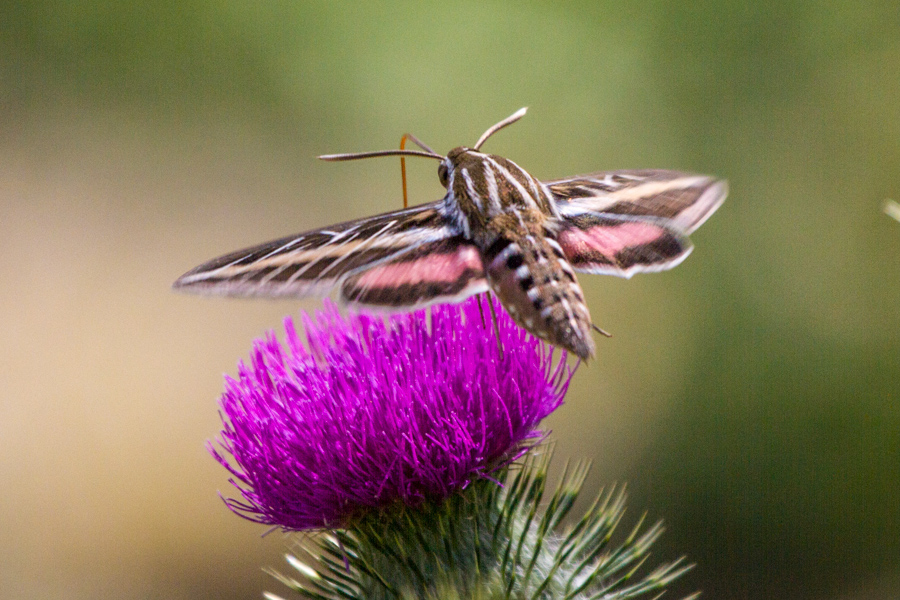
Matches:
[210,295,573,531]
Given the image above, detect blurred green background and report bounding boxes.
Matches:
[2,2,898,599]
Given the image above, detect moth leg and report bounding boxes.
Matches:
[474,293,500,356]
[591,323,613,338]
[475,294,488,329]
[485,291,504,359]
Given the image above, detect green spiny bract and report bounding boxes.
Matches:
[268,451,695,600]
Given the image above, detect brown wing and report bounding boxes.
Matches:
[547,170,726,277]
[547,170,727,234]
[339,238,486,310]
[172,202,461,299]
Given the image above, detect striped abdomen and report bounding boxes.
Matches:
[482,234,595,359]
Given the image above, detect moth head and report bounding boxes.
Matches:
[441,147,473,188]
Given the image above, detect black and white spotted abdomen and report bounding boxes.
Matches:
[480,234,596,359]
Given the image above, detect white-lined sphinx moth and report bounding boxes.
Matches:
[174,109,726,359]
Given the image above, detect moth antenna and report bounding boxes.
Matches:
[318,149,444,161]
[592,323,613,338]
[399,133,437,209]
[473,107,528,151]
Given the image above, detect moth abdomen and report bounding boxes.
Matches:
[482,234,595,359]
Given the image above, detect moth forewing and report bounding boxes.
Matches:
[549,170,726,232]
[673,178,728,234]
[172,202,462,298]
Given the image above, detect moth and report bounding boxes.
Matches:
[174,108,726,359]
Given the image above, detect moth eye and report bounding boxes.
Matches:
[438,163,449,187]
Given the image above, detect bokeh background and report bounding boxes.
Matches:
[2,2,898,599]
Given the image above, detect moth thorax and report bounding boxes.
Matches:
[447,150,556,222]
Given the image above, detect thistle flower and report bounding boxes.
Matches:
[210,296,695,599]
[211,295,571,531]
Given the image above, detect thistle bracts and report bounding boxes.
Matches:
[269,452,694,600]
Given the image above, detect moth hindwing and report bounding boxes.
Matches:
[174,109,726,359]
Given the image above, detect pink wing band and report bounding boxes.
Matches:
[558,221,668,258]
[353,246,484,288]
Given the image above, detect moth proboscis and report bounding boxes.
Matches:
[174,108,726,359]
